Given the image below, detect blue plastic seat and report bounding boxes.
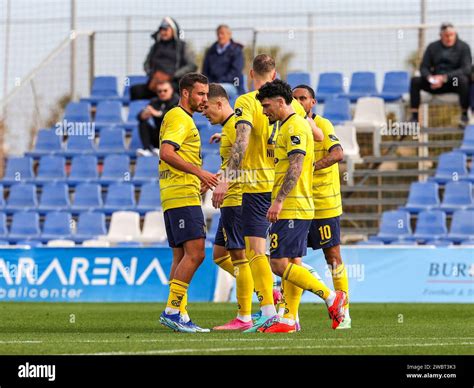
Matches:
[390,240,418,246]
[35,155,66,183]
[463,168,474,184]
[133,156,159,184]
[136,182,161,213]
[447,209,474,243]
[200,123,220,155]
[5,184,38,212]
[26,129,63,157]
[103,182,136,213]
[374,71,409,102]
[458,125,474,155]
[431,152,468,184]
[81,76,119,105]
[116,241,143,247]
[410,210,448,242]
[123,100,150,131]
[1,156,34,185]
[425,239,453,247]
[341,72,377,102]
[38,182,70,212]
[286,72,311,89]
[323,97,351,125]
[400,181,440,213]
[99,154,130,184]
[64,102,91,122]
[94,100,123,130]
[8,211,41,242]
[73,212,107,242]
[70,183,103,212]
[122,75,148,105]
[96,127,127,155]
[0,185,4,209]
[315,72,344,103]
[128,126,144,155]
[67,155,99,185]
[15,240,43,247]
[439,181,473,212]
[63,134,96,156]
[0,213,7,238]
[41,211,73,242]
[374,210,412,243]
[202,153,222,174]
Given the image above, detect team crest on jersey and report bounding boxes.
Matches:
[290,135,301,145]
[235,108,243,117]
[329,134,339,142]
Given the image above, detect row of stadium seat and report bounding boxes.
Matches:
[429,151,474,184]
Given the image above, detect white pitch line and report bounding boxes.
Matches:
[70,342,474,356]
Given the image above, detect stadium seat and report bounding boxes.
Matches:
[401,181,440,213]
[390,240,418,246]
[67,155,99,185]
[26,129,63,157]
[0,185,5,209]
[132,156,159,184]
[136,182,161,213]
[202,153,222,174]
[447,209,474,243]
[121,75,148,105]
[410,210,448,242]
[458,125,474,155]
[101,211,141,243]
[340,71,378,102]
[425,239,453,247]
[5,183,37,212]
[96,127,127,155]
[374,71,409,102]
[0,213,7,238]
[116,241,143,247]
[8,211,41,242]
[73,212,107,242]
[351,97,386,157]
[94,101,123,130]
[70,183,103,212]
[356,239,385,245]
[128,126,144,155]
[124,100,150,131]
[439,181,473,212]
[99,154,131,184]
[316,72,344,103]
[322,97,351,125]
[463,168,474,184]
[82,239,110,247]
[1,156,34,185]
[16,240,43,247]
[333,125,361,186]
[63,134,96,156]
[460,238,474,246]
[46,239,75,247]
[201,124,221,155]
[139,211,167,243]
[38,182,70,212]
[81,76,119,105]
[430,152,468,184]
[103,182,135,213]
[41,211,73,242]
[374,210,412,243]
[35,155,66,183]
[0,240,9,246]
[286,72,311,89]
[64,102,91,123]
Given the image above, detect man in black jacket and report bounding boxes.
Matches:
[131,17,197,101]
[410,23,472,128]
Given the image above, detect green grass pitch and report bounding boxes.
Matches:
[0,302,472,355]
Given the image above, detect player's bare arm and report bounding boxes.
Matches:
[267,152,304,222]
[314,145,344,171]
[160,143,219,189]
[306,116,324,141]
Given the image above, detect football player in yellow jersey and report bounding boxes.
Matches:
[158,73,219,333]
[211,55,323,333]
[201,83,254,331]
[293,84,351,329]
[253,79,346,333]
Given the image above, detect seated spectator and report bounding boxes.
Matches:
[202,25,244,99]
[136,81,179,157]
[409,23,472,128]
[131,17,197,101]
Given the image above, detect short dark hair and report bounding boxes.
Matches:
[208,83,229,101]
[293,84,315,99]
[440,22,454,32]
[256,79,293,105]
[179,72,208,95]
[252,54,276,77]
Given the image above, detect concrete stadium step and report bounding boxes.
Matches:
[343,198,406,206]
[381,140,461,148]
[341,184,410,192]
[361,155,439,163]
[341,213,381,221]
[352,169,434,177]
[341,227,379,236]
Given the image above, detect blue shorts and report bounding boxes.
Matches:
[221,206,245,250]
[269,219,312,259]
[307,216,341,250]
[241,192,271,238]
[163,206,206,248]
[214,217,226,247]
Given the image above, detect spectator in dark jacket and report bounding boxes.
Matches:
[202,25,244,99]
[410,23,472,128]
[136,81,179,157]
[131,17,197,101]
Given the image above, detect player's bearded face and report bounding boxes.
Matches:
[189,83,209,112]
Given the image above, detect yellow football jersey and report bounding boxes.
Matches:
[272,113,314,220]
[219,113,242,207]
[312,114,343,219]
[159,106,202,212]
[234,91,306,194]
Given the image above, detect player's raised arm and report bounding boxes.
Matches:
[306,116,324,141]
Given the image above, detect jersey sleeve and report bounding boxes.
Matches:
[234,94,254,128]
[286,121,308,157]
[320,118,342,152]
[160,111,188,150]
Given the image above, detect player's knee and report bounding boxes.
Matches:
[270,259,285,277]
